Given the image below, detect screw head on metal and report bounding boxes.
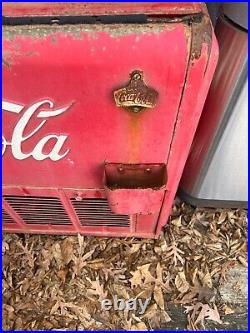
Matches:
[117,166,125,173]
[75,192,83,201]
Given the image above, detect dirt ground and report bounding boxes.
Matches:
[2,201,248,330]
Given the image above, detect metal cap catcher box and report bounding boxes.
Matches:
[2,2,218,238]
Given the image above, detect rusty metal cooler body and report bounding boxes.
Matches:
[2,3,218,238]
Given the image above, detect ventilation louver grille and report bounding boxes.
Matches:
[3,195,130,228]
[4,195,71,225]
[71,198,130,227]
[2,209,15,224]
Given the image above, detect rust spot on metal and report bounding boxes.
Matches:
[113,70,159,162]
[51,35,57,44]
[183,23,192,45]
[2,58,11,68]
[2,23,170,41]
[94,191,102,198]
[191,14,212,60]
[128,113,141,162]
[114,70,158,113]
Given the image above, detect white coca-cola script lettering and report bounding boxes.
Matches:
[2,99,72,161]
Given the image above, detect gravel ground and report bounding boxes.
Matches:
[2,201,248,330]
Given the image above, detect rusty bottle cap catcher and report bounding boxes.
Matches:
[114,70,158,113]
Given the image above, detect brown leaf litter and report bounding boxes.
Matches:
[2,202,248,330]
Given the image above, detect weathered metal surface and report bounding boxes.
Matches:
[156,15,219,236]
[3,22,190,188]
[2,2,205,17]
[2,23,170,40]
[2,3,218,237]
[104,163,167,214]
[114,70,158,113]
[191,14,212,60]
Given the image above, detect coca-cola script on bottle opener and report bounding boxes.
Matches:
[2,99,72,161]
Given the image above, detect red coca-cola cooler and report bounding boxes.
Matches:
[2,2,218,238]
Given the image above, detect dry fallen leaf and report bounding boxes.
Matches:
[131,321,148,330]
[86,276,108,302]
[223,304,235,315]
[238,256,248,267]
[142,303,158,320]
[164,240,185,266]
[129,264,154,288]
[2,203,247,330]
[154,285,165,310]
[57,269,67,283]
[171,215,182,227]
[175,271,190,294]
[61,238,74,265]
[185,302,222,329]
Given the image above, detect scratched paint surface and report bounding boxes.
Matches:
[3,23,190,189]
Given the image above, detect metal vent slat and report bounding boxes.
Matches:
[4,195,71,226]
[2,209,15,224]
[71,198,130,227]
[6,197,62,202]
[8,201,65,204]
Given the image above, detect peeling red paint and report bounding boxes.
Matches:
[2,3,218,237]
